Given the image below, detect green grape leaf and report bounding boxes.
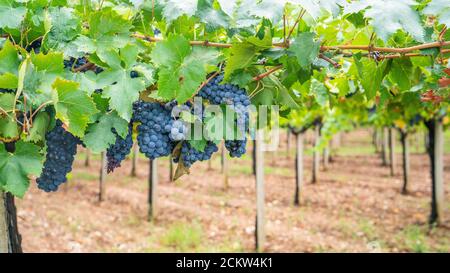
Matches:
[354,56,389,99]
[100,70,145,121]
[0,72,18,89]
[224,29,272,80]
[88,8,132,39]
[0,141,43,198]
[388,58,413,91]
[296,0,346,20]
[311,79,329,107]
[0,93,20,141]
[188,139,207,152]
[344,0,424,42]
[196,0,229,29]
[161,0,198,24]
[52,78,98,137]
[83,112,129,153]
[0,0,27,29]
[44,7,81,52]
[152,35,218,103]
[0,39,20,89]
[423,0,450,27]
[31,52,65,73]
[95,44,147,121]
[26,111,50,143]
[289,32,321,69]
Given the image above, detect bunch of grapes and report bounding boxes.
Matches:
[133,100,174,160]
[198,74,250,158]
[64,57,88,70]
[169,120,188,141]
[106,124,134,173]
[198,74,251,107]
[26,40,41,53]
[408,114,422,127]
[36,120,81,192]
[174,141,218,167]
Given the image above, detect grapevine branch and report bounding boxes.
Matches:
[135,33,450,54]
[252,65,283,81]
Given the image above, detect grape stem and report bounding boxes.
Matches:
[252,65,283,81]
[319,53,340,68]
[195,71,220,94]
[286,9,306,41]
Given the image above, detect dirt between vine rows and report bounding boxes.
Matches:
[16,130,450,252]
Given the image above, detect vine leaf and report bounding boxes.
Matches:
[151,34,219,103]
[311,79,329,107]
[423,0,450,27]
[44,7,81,56]
[0,93,20,141]
[0,0,26,29]
[96,44,147,121]
[224,29,272,80]
[388,58,413,91]
[295,0,346,20]
[354,55,389,99]
[83,112,129,153]
[0,39,20,89]
[344,0,424,42]
[26,112,50,143]
[197,0,229,30]
[52,78,98,137]
[0,141,43,198]
[161,0,198,24]
[289,32,321,70]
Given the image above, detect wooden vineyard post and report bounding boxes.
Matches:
[312,126,320,184]
[0,143,22,253]
[130,143,138,177]
[207,156,213,171]
[99,152,107,202]
[323,144,330,171]
[252,139,256,176]
[169,155,174,182]
[389,128,396,176]
[400,131,410,194]
[255,129,265,252]
[0,192,22,253]
[287,128,291,159]
[148,159,158,222]
[382,127,389,166]
[85,149,91,167]
[294,132,304,206]
[425,119,444,225]
[221,142,229,190]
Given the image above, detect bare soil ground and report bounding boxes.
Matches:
[16,129,450,252]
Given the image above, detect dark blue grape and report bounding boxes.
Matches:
[133,101,174,160]
[198,73,250,158]
[64,57,88,70]
[36,120,81,192]
[106,124,133,173]
[26,40,41,54]
[169,120,187,141]
[174,141,218,167]
[130,71,139,78]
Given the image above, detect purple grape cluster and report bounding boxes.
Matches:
[106,124,134,173]
[133,101,174,160]
[198,74,250,158]
[36,120,81,192]
[174,141,218,167]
